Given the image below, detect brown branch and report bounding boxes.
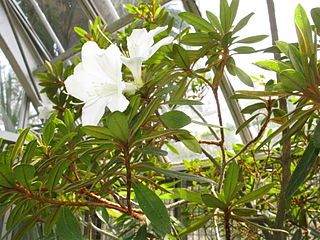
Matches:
[198,139,221,145]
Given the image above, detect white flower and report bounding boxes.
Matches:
[64,41,129,126]
[121,26,173,86]
[38,103,54,120]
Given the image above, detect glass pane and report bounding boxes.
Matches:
[28,102,42,130]
[17,0,89,56]
[110,0,140,18]
[0,49,24,132]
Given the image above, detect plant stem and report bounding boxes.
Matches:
[124,147,133,215]
[224,209,231,240]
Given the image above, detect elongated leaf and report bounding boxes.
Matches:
[74,27,88,37]
[285,142,319,199]
[254,60,292,73]
[288,44,304,74]
[181,33,212,46]
[229,0,239,27]
[95,207,109,224]
[224,162,239,202]
[295,4,314,56]
[138,147,168,156]
[178,214,213,237]
[43,122,55,145]
[236,35,268,44]
[233,12,254,34]
[206,11,223,32]
[44,206,63,236]
[141,165,214,183]
[0,163,15,187]
[10,128,30,166]
[13,164,35,188]
[134,225,148,240]
[241,103,266,114]
[311,8,320,29]
[234,67,254,87]
[160,110,191,129]
[21,140,37,164]
[236,113,260,134]
[220,0,230,32]
[233,46,255,53]
[314,122,320,148]
[257,109,313,151]
[179,12,215,32]
[173,44,190,69]
[280,69,306,91]
[164,99,203,105]
[276,41,289,56]
[133,182,171,237]
[64,109,74,131]
[82,126,113,139]
[56,207,82,240]
[172,188,203,203]
[201,194,227,210]
[177,132,202,153]
[107,111,128,141]
[47,160,71,194]
[236,184,273,204]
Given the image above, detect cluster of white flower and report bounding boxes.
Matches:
[63,26,173,126]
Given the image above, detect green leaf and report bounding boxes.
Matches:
[82,126,113,139]
[138,147,168,156]
[229,0,239,27]
[311,8,320,30]
[275,41,289,56]
[160,110,191,129]
[236,35,268,44]
[179,12,215,32]
[279,69,306,91]
[43,122,55,145]
[178,214,213,237]
[56,207,82,240]
[172,188,203,203]
[232,208,258,216]
[181,33,212,46]
[47,160,71,194]
[74,27,88,37]
[21,140,37,164]
[13,164,35,188]
[44,206,63,236]
[288,44,304,73]
[206,11,223,32]
[234,66,254,87]
[233,12,254,34]
[220,0,231,32]
[254,60,292,73]
[285,142,319,199]
[173,44,191,69]
[164,99,203,105]
[257,109,313,151]
[133,182,171,237]
[236,113,260,134]
[201,194,227,210]
[236,184,273,204]
[133,129,186,144]
[241,103,266,114]
[295,4,314,56]
[0,163,15,187]
[314,122,320,148]
[141,165,214,183]
[107,111,128,141]
[64,109,74,131]
[177,132,202,154]
[224,162,239,202]
[95,207,109,224]
[233,46,255,53]
[134,225,148,240]
[10,128,30,166]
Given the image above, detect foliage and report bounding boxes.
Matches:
[1,0,320,240]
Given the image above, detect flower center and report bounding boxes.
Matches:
[93,81,118,97]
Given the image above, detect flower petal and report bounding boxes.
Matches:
[127,29,154,59]
[64,63,96,101]
[106,93,129,112]
[148,26,168,39]
[148,36,173,58]
[121,56,143,85]
[81,97,109,126]
[101,44,123,83]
